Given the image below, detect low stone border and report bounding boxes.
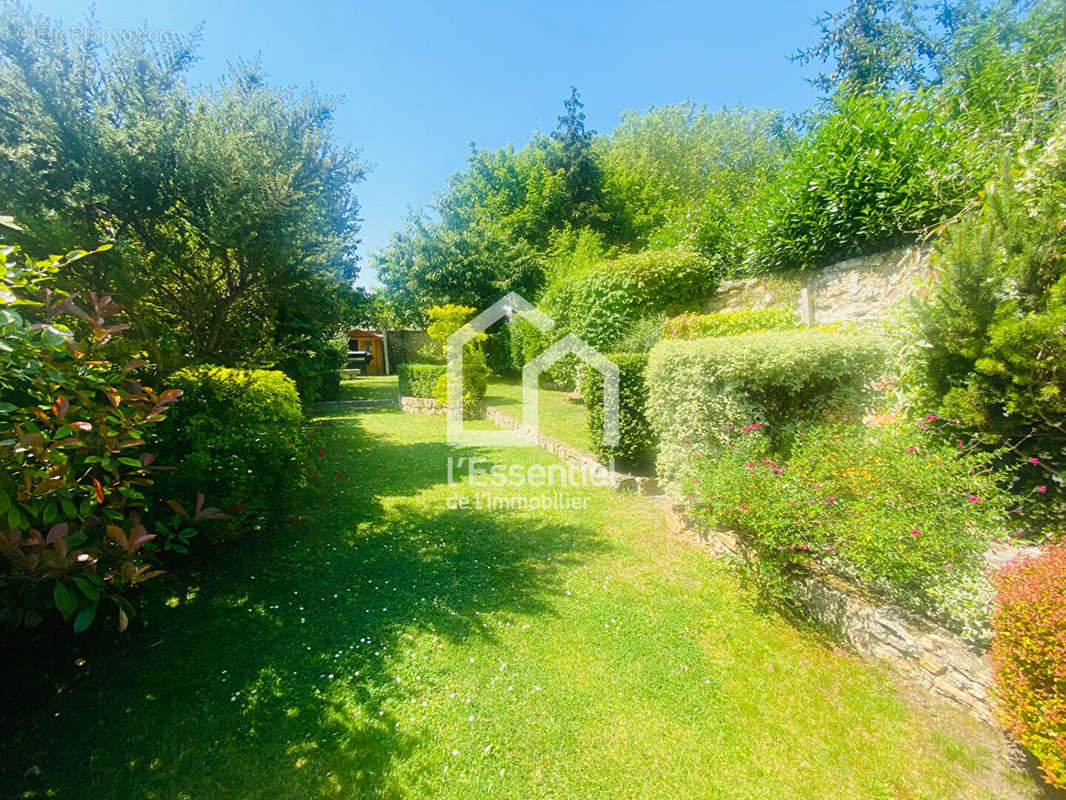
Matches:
[665,503,996,723]
[484,405,660,495]
[399,396,445,415]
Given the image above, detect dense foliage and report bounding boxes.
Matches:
[396,364,448,399]
[914,121,1066,535]
[150,367,305,539]
[0,238,222,631]
[991,545,1066,788]
[541,246,716,351]
[685,422,1010,638]
[743,91,978,273]
[0,6,365,400]
[663,307,800,339]
[581,354,654,472]
[647,330,886,494]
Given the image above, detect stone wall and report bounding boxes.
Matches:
[665,503,996,724]
[399,396,445,415]
[708,247,932,326]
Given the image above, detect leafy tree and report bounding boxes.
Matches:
[793,0,1017,95]
[600,103,794,253]
[0,4,365,394]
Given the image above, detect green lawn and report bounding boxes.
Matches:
[484,377,591,453]
[0,406,1046,799]
[338,375,400,402]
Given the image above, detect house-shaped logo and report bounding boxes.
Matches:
[446,292,619,448]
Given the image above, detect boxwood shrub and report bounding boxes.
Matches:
[646,329,885,495]
[397,364,447,398]
[664,307,800,340]
[991,545,1066,788]
[581,354,654,473]
[149,366,306,537]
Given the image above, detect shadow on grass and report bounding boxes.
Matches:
[0,409,609,799]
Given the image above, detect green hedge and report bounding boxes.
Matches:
[664,307,799,340]
[646,329,886,495]
[581,354,654,472]
[542,246,717,351]
[150,366,306,537]
[397,363,448,398]
[744,92,977,273]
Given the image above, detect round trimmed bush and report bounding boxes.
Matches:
[150,366,306,537]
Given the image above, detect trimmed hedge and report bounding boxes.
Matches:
[646,329,886,495]
[542,246,717,351]
[581,353,654,472]
[150,366,306,537]
[397,364,447,398]
[991,545,1066,789]
[664,307,800,340]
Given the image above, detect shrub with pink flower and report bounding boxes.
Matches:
[686,422,1012,636]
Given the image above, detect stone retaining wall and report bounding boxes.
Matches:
[708,247,932,326]
[665,503,995,723]
[399,396,445,415]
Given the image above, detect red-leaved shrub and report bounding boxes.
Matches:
[991,545,1066,788]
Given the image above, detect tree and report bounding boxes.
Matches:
[549,87,610,233]
[0,3,365,390]
[792,0,1014,95]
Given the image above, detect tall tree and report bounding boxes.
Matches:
[0,2,365,378]
[549,87,609,232]
[792,0,1013,95]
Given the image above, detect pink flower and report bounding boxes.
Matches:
[908,447,917,454]
[826,544,835,551]
[826,496,836,504]
[926,414,936,421]
[1037,485,1047,493]
[1029,457,1039,465]
[968,496,981,503]
[957,441,963,448]
[920,423,929,429]
[911,529,921,536]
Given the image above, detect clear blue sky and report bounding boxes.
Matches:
[21,0,830,286]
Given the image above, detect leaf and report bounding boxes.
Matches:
[105,525,127,549]
[53,581,76,617]
[118,607,129,632]
[45,522,68,544]
[92,479,105,504]
[73,602,98,633]
[71,575,101,603]
[166,499,188,518]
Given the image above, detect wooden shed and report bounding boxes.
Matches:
[347,329,386,375]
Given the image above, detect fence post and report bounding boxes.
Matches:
[799,288,815,327]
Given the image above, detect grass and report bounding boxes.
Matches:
[0,406,1050,799]
[338,375,399,402]
[484,376,591,453]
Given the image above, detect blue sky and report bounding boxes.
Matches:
[21,0,829,286]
